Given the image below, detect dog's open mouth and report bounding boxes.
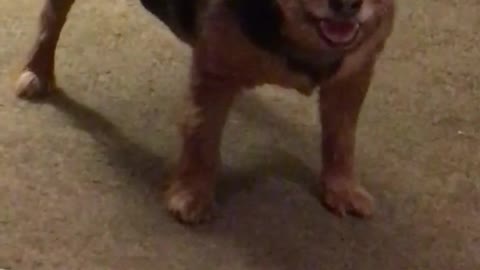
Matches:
[318,19,360,47]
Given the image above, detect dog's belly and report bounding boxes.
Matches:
[140,0,204,43]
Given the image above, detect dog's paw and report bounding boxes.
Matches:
[165,182,215,225]
[15,70,55,99]
[320,177,375,218]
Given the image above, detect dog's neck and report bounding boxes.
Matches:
[225,0,343,84]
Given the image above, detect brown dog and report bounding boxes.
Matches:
[15,0,396,224]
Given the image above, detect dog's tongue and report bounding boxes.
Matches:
[319,20,358,45]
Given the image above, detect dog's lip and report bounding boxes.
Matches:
[316,19,360,47]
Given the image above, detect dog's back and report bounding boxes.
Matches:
[140,0,207,44]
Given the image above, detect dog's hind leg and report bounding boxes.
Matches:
[15,0,76,99]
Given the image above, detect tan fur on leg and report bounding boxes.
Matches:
[318,64,375,218]
[16,0,75,99]
[166,58,240,224]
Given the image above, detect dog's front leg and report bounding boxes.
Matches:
[16,0,76,99]
[317,64,375,218]
[166,60,239,225]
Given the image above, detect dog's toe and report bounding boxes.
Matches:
[321,180,375,218]
[165,184,215,225]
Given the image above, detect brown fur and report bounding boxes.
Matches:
[15,0,396,224]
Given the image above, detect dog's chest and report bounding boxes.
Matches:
[139,0,344,92]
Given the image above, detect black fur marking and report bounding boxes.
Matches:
[140,0,197,40]
[140,0,169,21]
[226,0,284,52]
[140,0,343,81]
[286,53,343,81]
[176,0,197,37]
[226,0,343,82]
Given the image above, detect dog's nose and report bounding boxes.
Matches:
[328,0,363,18]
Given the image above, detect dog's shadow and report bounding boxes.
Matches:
[39,89,376,270]
[42,88,318,198]
[43,89,166,191]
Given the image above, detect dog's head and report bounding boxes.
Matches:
[277,0,395,54]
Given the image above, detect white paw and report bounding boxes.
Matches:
[15,70,55,99]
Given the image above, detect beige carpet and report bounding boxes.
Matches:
[1,0,479,269]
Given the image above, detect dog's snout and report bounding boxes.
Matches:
[328,0,363,17]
